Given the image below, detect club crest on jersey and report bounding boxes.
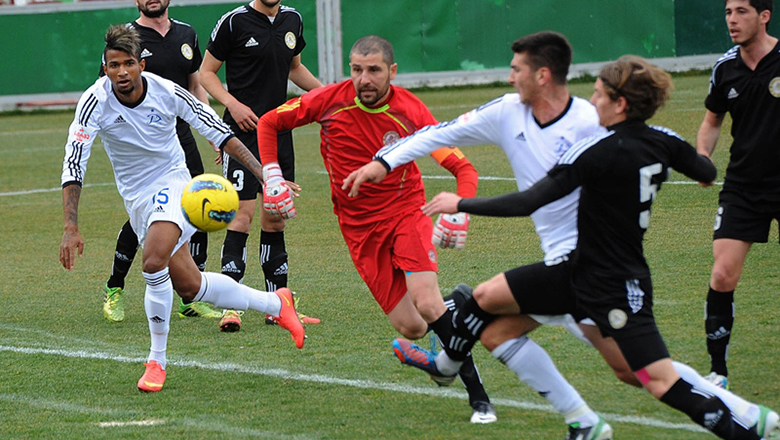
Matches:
[147,109,163,125]
[73,127,91,142]
[382,131,401,146]
[608,309,627,329]
[285,32,297,49]
[769,77,780,98]
[181,43,193,60]
[554,136,572,155]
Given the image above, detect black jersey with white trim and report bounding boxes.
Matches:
[129,20,203,90]
[459,120,716,279]
[705,42,780,193]
[207,4,306,126]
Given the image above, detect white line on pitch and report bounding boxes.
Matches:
[97,420,165,428]
[0,344,706,434]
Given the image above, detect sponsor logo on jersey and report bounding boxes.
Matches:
[769,77,780,98]
[113,115,126,124]
[428,249,436,263]
[245,37,259,47]
[608,309,627,329]
[727,87,739,99]
[181,43,193,60]
[154,205,165,213]
[74,127,91,141]
[140,48,153,58]
[285,32,296,49]
[516,132,526,141]
[382,131,401,146]
[457,109,477,124]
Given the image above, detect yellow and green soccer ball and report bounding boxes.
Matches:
[181,174,239,232]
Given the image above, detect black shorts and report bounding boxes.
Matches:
[713,187,780,243]
[504,257,586,321]
[223,127,295,200]
[176,119,204,178]
[573,272,670,371]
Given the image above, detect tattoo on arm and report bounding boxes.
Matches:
[62,185,81,229]
[224,139,264,182]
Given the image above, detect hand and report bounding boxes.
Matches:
[421,191,462,216]
[262,163,297,219]
[263,182,297,219]
[341,161,388,197]
[228,101,258,132]
[432,212,470,250]
[59,228,84,270]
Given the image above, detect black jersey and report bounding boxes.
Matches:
[705,43,780,193]
[458,120,717,279]
[207,4,306,126]
[127,20,203,90]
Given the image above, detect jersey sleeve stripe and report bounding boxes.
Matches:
[65,140,85,182]
[78,94,98,127]
[649,125,685,141]
[559,131,613,165]
[173,87,231,134]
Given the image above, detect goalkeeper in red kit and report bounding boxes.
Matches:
[256,36,496,423]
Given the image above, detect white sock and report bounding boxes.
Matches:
[672,361,759,427]
[194,272,281,316]
[493,336,597,426]
[143,269,173,369]
[434,351,464,376]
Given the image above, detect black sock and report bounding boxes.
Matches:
[454,296,497,341]
[458,354,490,406]
[260,230,287,291]
[705,288,734,376]
[221,230,248,283]
[428,309,473,362]
[660,378,756,439]
[189,231,208,272]
[107,220,138,289]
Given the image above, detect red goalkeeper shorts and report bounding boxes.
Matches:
[339,209,438,314]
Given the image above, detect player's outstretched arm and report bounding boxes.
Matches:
[695,110,724,188]
[60,184,84,271]
[342,160,389,197]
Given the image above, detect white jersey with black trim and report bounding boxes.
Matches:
[61,72,233,204]
[375,93,605,263]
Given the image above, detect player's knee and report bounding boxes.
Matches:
[141,256,167,274]
[260,211,286,232]
[396,322,428,340]
[709,264,740,291]
[473,283,500,314]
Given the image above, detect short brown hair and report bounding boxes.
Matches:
[598,55,673,121]
[349,36,394,66]
[511,31,572,85]
[104,24,142,61]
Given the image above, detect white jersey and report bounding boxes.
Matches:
[61,72,233,204]
[376,93,605,263]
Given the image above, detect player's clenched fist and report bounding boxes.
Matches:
[262,163,297,219]
[432,212,470,250]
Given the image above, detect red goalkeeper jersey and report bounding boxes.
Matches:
[257,79,477,224]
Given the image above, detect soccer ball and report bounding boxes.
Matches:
[181,174,239,232]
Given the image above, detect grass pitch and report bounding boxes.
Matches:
[0,75,778,439]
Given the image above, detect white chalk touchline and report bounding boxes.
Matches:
[0,344,705,434]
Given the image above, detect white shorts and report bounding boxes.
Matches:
[125,168,196,254]
[528,314,595,347]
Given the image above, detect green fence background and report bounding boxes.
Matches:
[0,0,772,97]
